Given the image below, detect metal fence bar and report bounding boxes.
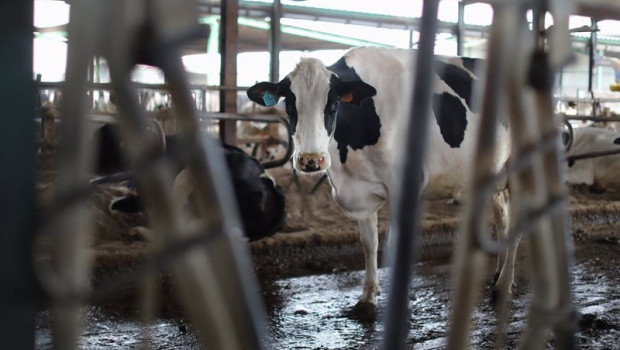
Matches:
[447,2,521,348]
[0,1,37,349]
[381,1,439,349]
[159,42,268,350]
[563,116,620,122]
[36,81,250,92]
[47,0,103,348]
[198,112,293,168]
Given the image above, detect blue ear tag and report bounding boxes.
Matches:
[263,92,277,107]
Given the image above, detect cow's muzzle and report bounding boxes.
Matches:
[296,152,327,173]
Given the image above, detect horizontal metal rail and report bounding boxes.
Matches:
[36,81,250,92]
[37,111,294,169]
[566,148,620,163]
[197,112,294,169]
[476,195,568,254]
[562,115,620,122]
[555,97,620,104]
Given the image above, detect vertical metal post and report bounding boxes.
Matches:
[219,0,238,144]
[201,88,207,111]
[588,18,597,95]
[381,1,439,349]
[447,3,520,349]
[518,5,576,349]
[269,0,282,82]
[456,0,465,56]
[49,1,102,348]
[0,1,37,349]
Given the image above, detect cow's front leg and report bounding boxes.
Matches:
[490,188,518,307]
[352,212,379,320]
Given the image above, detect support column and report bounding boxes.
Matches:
[456,1,465,56]
[269,0,282,82]
[588,18,598,95]
[0,0,37,349]
[219,0,238,144]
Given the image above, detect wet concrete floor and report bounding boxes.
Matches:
[35,237,619,350]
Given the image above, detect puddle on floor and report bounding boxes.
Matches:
[35,241,619,350]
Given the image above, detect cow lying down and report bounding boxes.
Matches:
[90,122,286,242]
[564,126,620,192]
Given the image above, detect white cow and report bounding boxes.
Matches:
[565,126,620,192]
[248,46,511,318]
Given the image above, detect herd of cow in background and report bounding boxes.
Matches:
[37,47,620,319]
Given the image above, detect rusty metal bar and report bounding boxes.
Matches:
[219,0,239,145]
[381,1,439,349]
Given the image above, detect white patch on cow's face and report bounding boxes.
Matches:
[287,58,334,173]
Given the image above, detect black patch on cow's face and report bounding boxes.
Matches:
[327,58,382,164]
[334,98,382,163]
[432,92,468,148]
[273,77,298,135]
[284,92,298,135]
[324,77,339,136]
[614,137,620,145]
[434,61,477,114]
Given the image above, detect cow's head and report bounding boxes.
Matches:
[247,58,376,173]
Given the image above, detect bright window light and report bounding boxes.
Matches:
[34,0,70,28]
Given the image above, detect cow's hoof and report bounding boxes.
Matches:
[346,300,377,322]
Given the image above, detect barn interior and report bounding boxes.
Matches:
[2,0,620,349]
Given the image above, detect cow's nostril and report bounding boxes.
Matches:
[307,158,315,165]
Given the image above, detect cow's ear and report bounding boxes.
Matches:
[333,79,376,105]
[247,79,290,107]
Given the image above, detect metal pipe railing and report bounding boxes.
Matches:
[381,1,439,349]
[35,111,293,170]
[38,1,269,349]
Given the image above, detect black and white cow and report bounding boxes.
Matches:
[564,126,620,192]
[248,46,511,317]
[90,122,286,242]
